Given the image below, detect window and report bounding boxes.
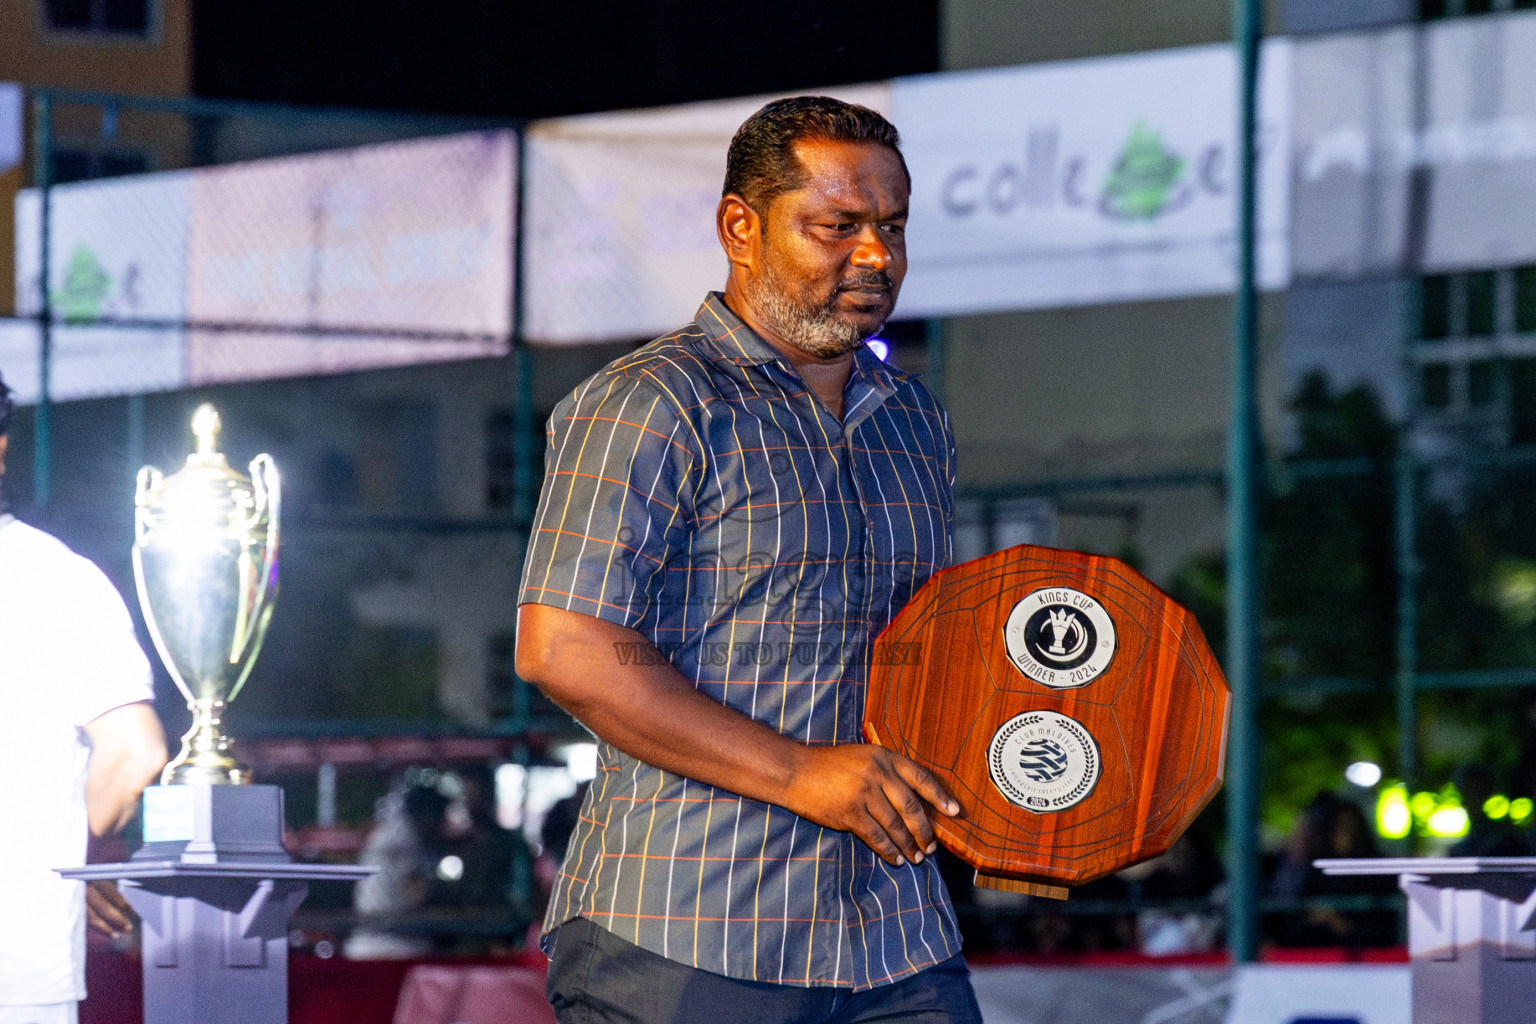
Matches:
[1423,0,1520,18]
[318,451,359,508]
[488,633,518,719]
[488,632,563,725]
[1511,359,1536,444]
[353,399,437,514]
[1421,275,1451,341]
[485,408,543,514]
[1516,267,1536,333]
[50,148,147,184]
[1468,361,1498,407]
[1422,364,1452,409]
[1468,270,1497,337]
[43,0,150,35]
[349,625,440,720]
[485,410,515,513]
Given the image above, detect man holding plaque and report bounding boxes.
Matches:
[517,98,980,1023]
[0,370,168,1024]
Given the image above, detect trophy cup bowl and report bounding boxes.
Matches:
[134,403,279,786]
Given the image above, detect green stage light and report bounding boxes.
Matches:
[1427,805,1470,838]
[1377,784,1412,840]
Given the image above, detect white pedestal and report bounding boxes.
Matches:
[1317,857,1536,1024]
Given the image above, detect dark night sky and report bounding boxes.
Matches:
[193,0,940,118]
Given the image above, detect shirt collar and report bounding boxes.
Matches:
[693,292,913,395]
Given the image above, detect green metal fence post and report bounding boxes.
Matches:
[31,90,52,513]
[1394,274,1423,793]
[1394,448,1418,790]
[511,127,534,533]
[1226,0,1264,965]
[507,124,536,929]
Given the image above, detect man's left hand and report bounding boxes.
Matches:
[86,880,136,938]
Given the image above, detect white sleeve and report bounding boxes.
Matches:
[52,558,155,727]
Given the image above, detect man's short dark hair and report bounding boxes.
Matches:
[0,369,12,439]
[723,96,908,214]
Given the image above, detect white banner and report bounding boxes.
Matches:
[1292,10,1536,279]
[964,963,1407,1024]
[13,171,190,399]
[523,85,892,345]
[893,41,1292,318]
[1226,965,1408,1024]
[184,130,514,384]
[10,49,1312,373]
[10,131,514,400]
[969,964,1233,1024]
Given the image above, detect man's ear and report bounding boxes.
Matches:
[716,193,761,272]
[0,434,8,478]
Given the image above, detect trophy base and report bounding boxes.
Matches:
[975,871,1069,900]
[134,783,290,864]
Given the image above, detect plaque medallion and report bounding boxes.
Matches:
[1003,587,1117,689]
[988,710,1102,813]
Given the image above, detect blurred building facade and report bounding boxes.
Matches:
[0,0,191,313]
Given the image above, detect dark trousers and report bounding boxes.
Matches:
[545,917,983,1024]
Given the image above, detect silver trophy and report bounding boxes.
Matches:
[134,403,279,785]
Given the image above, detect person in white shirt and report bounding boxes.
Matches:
[0,370,168,1024]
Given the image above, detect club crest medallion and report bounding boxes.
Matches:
[988,710,1101,813]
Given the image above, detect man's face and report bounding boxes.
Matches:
[744,138,909,359]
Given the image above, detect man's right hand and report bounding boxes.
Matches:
[782,745,961,867]
[517,605,964,869]
[86,880,136,939]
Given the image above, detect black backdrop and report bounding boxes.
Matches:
[194,0,940,119]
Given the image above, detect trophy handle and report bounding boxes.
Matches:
[226,454,280,701]
[133,466,162,543]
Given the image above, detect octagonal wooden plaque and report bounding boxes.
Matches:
[865,544,1230,897]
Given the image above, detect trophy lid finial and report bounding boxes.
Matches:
[192,404,222,456]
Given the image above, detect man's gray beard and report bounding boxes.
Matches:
[746,264,879,360]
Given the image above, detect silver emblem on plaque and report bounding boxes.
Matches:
[1003,587,1117,689]
[988,710,1101,813]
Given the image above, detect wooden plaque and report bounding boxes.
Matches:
[865,545,1229,896]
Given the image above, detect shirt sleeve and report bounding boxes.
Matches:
[519,370,698,633]
[53,557,155,728]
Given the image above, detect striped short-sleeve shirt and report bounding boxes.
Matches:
[520,293,961,991]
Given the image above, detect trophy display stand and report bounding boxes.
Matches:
[1317,857,1536,1024]
[865,544,1230,897]
[61,785,373,1024]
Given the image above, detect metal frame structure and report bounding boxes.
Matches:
[1227,0,1264,962]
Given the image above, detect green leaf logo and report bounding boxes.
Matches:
[1100,121,1189,222]
[58,243,111,322]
